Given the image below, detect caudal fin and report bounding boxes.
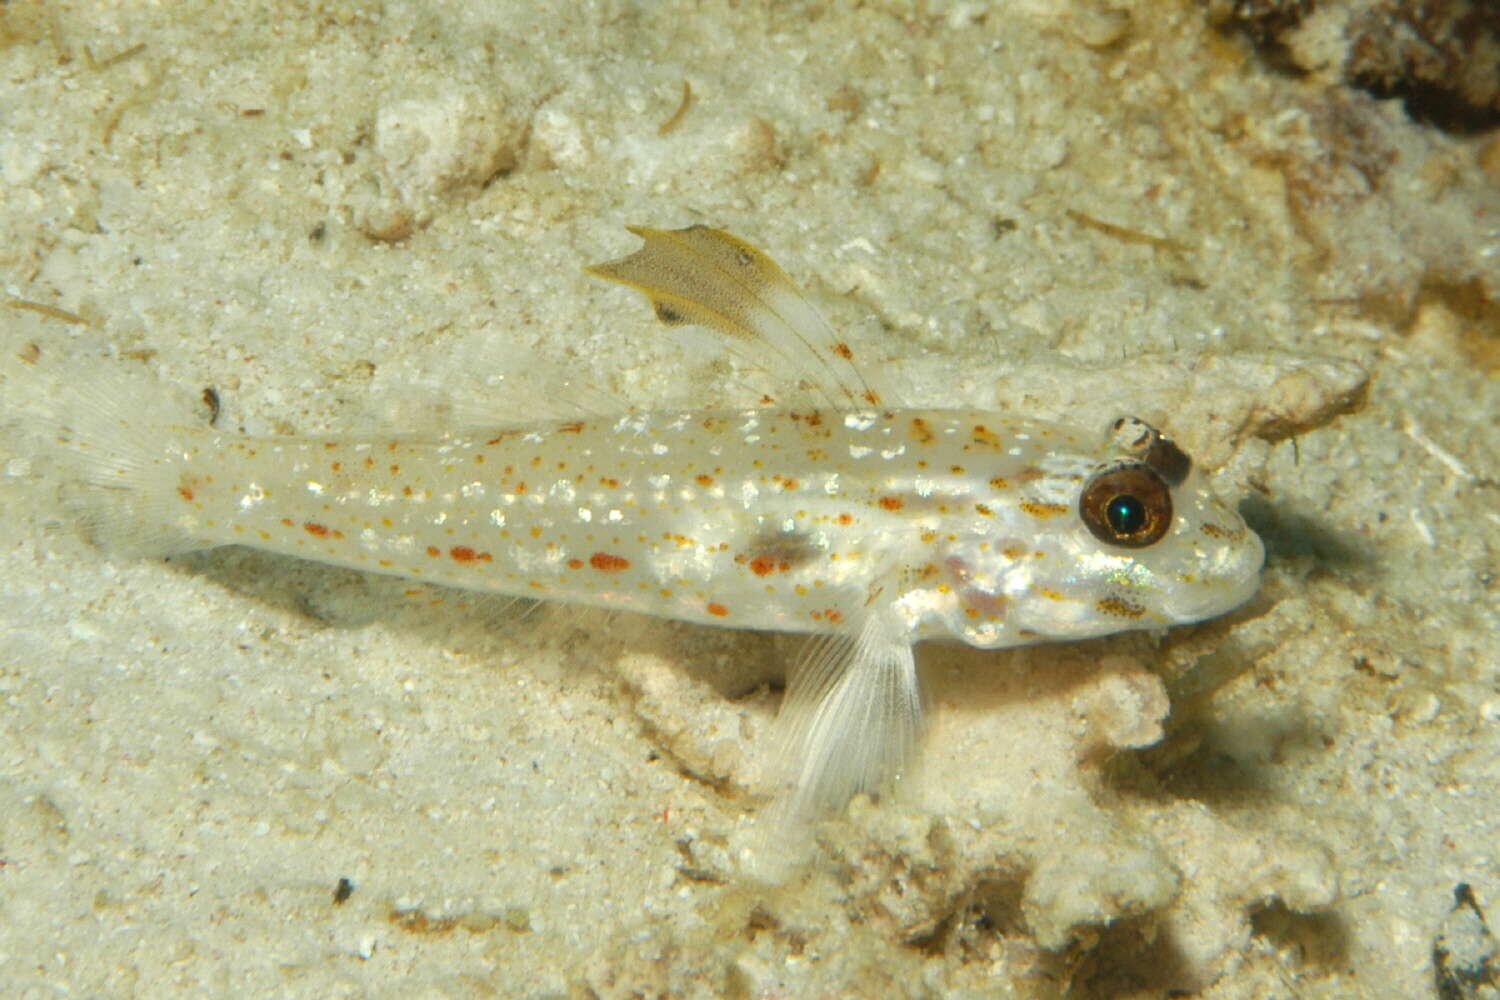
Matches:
[6,351,214,557]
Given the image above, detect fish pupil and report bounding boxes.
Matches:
[1106,494,1146,535]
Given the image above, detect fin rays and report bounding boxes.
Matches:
[587,225,882,409]
[767,608,924,828]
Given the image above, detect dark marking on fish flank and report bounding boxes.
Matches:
[739,527,819,577]
[1096,596,1147,618]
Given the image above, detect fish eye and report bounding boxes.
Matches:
[1079,462,1172,548]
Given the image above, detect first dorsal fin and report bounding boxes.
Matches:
[586,225,882,409]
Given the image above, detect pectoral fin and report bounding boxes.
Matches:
[768,607,924,826]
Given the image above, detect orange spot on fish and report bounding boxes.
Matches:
[567,558,584,569]
[748,554,791,576]
[590,552,630,572]
[877,495,904,511]
[706,602,729,617]
[450,546,491,563]
[790,410,824,427]
[304,522,330,537]
[426,546,440,557]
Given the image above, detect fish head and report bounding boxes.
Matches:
[936,417,1264,648]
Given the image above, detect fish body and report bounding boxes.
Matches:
[141,406,1258,647]
[25,225,1265,826]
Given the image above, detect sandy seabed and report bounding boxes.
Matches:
[1,2,1497,997]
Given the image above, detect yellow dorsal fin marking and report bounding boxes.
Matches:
[586,225,877,408]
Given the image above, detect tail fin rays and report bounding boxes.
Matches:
[9,356,212,557]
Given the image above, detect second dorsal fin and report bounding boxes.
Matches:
[586,225,882,409]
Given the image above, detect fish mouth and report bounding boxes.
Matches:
[1166,534,1266,623]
